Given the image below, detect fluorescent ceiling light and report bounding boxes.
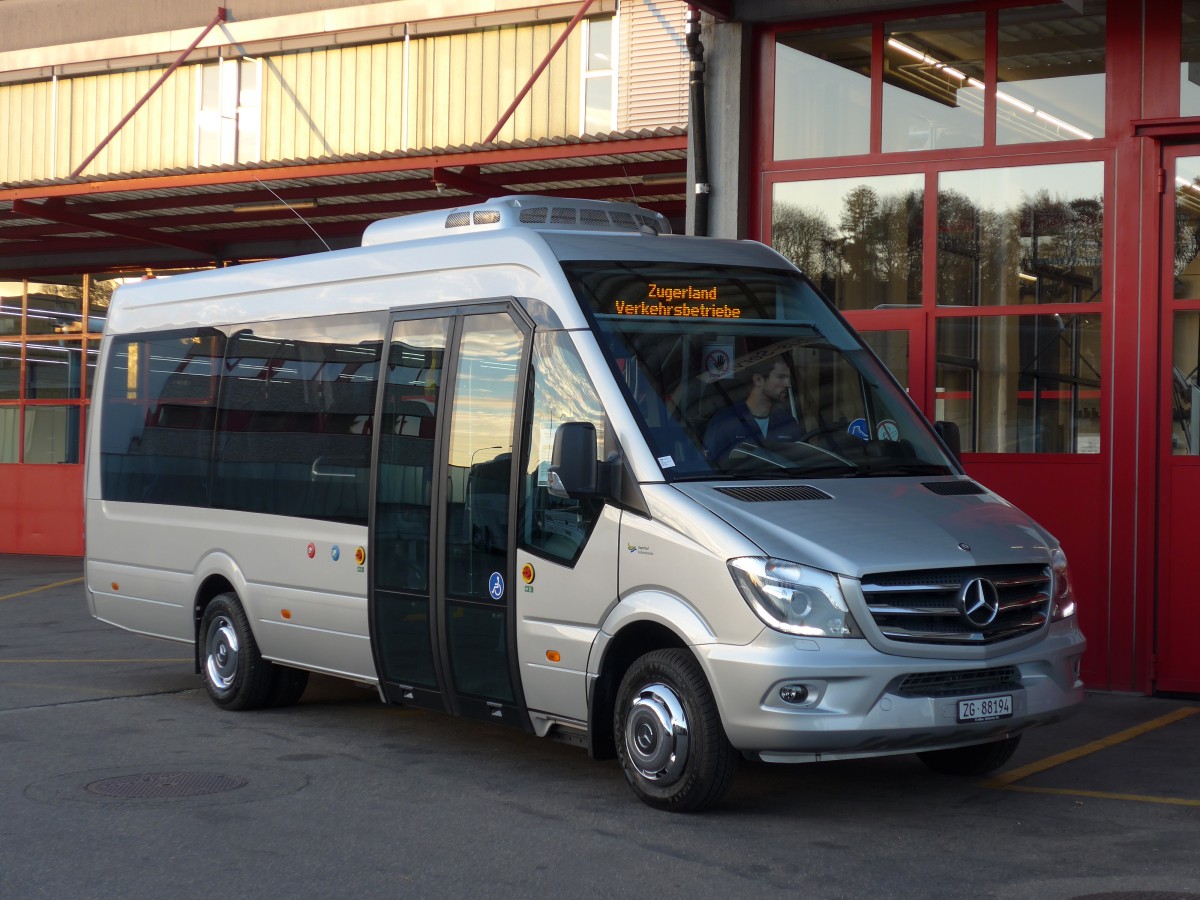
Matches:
[886,37,1093,139]
[234,199,319,214]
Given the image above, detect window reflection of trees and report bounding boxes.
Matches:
[939,190,1104,305]
[772,184,923,310]
[937,164,1104,307]
[1173,175,1200,299]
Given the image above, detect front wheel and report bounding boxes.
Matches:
[613,648,737,812]
[200,592,274,710]
[917,735,1022,776]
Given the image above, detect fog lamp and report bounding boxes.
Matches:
[779,684,810,705]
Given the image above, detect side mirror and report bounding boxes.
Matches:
[934,420,962,462]
[548,422,599,498]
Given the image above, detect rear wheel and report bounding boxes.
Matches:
[200,592,273,710]
[917,735,1022,776]
[613,648,737,812]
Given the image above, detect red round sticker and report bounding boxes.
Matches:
[306,543,316,559]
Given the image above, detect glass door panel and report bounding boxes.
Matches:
[843,309,927,410]
[442,313,525,713]
[860,329,910,391]
[372,316,449,706]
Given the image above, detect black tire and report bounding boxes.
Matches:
[613,648,738,812]
[917,735,1022,776]
[199,592,274,711]
[266,664,310,708]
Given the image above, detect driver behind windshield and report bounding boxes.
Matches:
[703,356,803,461]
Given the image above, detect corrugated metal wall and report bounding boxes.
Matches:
[617,0,688,131]
[0,66,194,181]
[0,9,685,183]
[407,20,582,149]
[261,42,408,159]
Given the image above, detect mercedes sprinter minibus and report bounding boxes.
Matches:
[85,196,1085,811]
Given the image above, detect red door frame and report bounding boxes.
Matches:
[1153,142,1200,694]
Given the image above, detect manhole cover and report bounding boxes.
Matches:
[85,772,248,799]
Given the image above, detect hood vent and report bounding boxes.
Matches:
[922,480,986,496]
[715,485,833,503]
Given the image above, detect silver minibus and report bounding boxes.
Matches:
[85,195,1085,811]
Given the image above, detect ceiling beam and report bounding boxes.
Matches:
[431,165,504,196]
[688,1,732,21]
[11,198,218,256]
[22,159,685,217]
[0,134,687,202]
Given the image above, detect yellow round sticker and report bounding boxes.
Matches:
[355,546,366,566]
[521,563,535,585]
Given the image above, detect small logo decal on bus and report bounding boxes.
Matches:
[306,543,316,559]
[489,572,505,600]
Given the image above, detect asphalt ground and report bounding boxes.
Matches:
[2,554,1198,900]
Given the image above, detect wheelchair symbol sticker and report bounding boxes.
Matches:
[488,572,505,600]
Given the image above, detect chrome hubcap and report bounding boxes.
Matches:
[204,615,239,691]
[624,683,689,784]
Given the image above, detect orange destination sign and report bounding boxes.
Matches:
[613,284,741,319]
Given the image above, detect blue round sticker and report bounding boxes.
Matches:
[848,418,870,441]
[331,545,340,562]
[488,572,505,600]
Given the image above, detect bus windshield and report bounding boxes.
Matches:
[562,261,954,481]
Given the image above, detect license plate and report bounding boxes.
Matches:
[957,695,1013,723]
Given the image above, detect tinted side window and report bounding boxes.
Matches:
[212,314,383,525]
[518,332,607,565]
[99,329,224,505]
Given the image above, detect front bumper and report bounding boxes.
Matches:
[696,619,1086,761]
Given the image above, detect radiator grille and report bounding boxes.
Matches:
[895,665,1020,697]
[860,564,1051,645]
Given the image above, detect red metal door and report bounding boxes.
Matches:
[1156,145,1200,694]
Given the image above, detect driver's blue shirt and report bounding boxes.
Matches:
[703,402,803,461]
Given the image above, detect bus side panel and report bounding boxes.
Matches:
[86,501,195,642]
[515,507,622,722]
[85,500,375,682]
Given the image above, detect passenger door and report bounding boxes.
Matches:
[369,306,532,724]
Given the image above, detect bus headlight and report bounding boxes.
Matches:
[1050,548,1077,620]
[729,557,862,638]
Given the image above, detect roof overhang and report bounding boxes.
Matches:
[690,0,971,23]
[0,128,687,280]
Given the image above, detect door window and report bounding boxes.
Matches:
[374,317,449,689]
[442,314,524,701]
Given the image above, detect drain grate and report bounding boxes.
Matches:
[85,772,248,799]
